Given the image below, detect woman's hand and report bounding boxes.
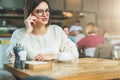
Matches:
[32,54,56,61]
[24,14,37,34]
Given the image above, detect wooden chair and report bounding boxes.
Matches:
[78,47,91,58]
[93,44,114,59]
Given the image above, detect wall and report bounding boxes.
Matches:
[63,0,120,33]
[82,0,120,33]
[97,0,120,32]
[1,0,120,33]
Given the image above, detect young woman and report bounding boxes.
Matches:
[6,0,79,61]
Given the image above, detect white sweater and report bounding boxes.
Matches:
[6,25,79,60]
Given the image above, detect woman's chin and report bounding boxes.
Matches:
[44,22,48,24]
[39,20,47,24]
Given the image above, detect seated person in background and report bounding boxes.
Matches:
[77,22,104,57]
[69,20,85,43]
[6,0,79,62]
[75,30,85,42]
[63,26,76,43]
[70,20,83,33]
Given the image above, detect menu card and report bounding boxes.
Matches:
[25,61,48,65]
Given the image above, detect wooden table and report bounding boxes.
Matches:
[4,58,120,80]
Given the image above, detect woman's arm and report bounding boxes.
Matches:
[32,26,79,61]
[59,27,79,60]
[6,29,29,61]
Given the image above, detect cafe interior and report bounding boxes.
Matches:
[1,0,120,80]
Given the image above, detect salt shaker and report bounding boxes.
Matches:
[18,51,27,69]
[13,43,26,69]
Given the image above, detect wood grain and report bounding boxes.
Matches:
[4,58,120,80]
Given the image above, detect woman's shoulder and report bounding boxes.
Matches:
[49,24,62,31]
[12,28,26,35]
[48,25,64,36]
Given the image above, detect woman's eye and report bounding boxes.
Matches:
[37,10,43,14]
[45,10,50,14]
[46,10,50,12]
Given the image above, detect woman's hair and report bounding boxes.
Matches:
[24,0,51,26]
[85,22,98,35]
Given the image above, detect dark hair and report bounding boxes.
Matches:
[22,76,55,80]
[63,26,70,30]
[24,0,51,26]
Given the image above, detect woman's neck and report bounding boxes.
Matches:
[32,25,48,35]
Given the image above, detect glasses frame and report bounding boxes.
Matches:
[34,9,50,17]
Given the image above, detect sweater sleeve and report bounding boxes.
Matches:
[55,26,79,59]
[6,28,29,56]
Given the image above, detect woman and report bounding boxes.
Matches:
[77,22,104,57]
[6,0,79,61]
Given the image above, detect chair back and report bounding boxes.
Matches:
[94,44,114,59]
[85,48,96,57]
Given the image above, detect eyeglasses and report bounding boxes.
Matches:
[35,9,50,16]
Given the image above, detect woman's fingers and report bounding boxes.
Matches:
[25,13,37,25]
[32,54,55,61]
[24,13,38,34]
[32,54,46,61]
[32,55,40,61]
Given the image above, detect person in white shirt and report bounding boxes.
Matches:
[75,30,85,42]
[6,0,79,61]
[70,20,85,43]
[70,20,83,32]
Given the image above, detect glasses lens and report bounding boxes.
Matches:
[36,9,43,16]
[36,9,50,16]
[45,9,50,15]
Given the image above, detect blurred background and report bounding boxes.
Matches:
[0,0,120,69]
[0,0,120,33]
